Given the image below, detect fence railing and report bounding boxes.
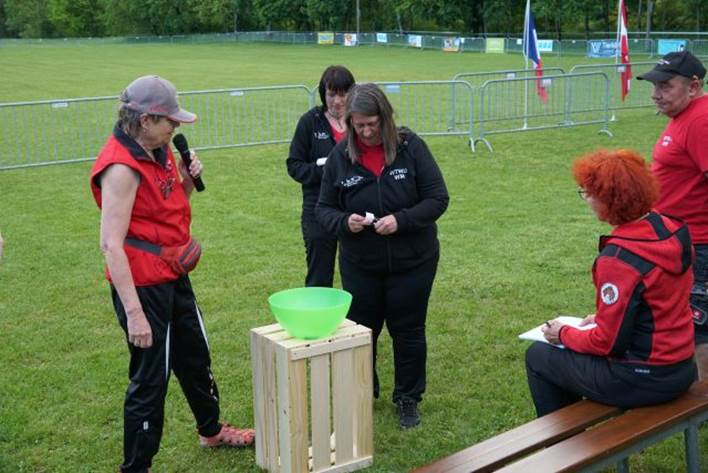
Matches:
[0,85,313,170]
[374,80,475,149]
[568,61,657,117]
[474,72,613,152]
[0,81,478,169]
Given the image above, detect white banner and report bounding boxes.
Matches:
[376,32,388,43]
[344,33,358,47]
[408,34,422,48]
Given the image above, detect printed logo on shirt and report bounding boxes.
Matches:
[600,282,619,305]
[389,167,408,181]
[661,135,672,147]
[341,175,364,188]
[315,132,330,140]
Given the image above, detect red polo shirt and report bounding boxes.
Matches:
[652,95,708,244]
[90,126,191,286]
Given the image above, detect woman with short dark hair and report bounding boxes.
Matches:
[287,65,356,287]
[316,83,449,429]
[526,148,696,417]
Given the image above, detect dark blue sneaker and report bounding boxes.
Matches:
[397,399,420,429]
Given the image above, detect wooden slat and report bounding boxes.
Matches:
[289,358,309,473]
[353,344,373,458]
[250,331,267,469]
[333,349,355,464]
[310,354,331,471]
[264,333,279,472]
[412,400,623,473]
[496,381,708,473]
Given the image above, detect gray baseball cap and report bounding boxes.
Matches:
[120,75,197,123]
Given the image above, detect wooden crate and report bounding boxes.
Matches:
[250,319,374,473]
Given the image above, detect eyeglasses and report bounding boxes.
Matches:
[577,188,589,199]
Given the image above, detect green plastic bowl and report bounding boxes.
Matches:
[268,287,353,339]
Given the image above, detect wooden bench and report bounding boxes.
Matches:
[413,381,708,473]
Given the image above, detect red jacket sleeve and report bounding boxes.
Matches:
[560,256,643,356]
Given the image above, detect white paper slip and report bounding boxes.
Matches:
[518,316,596,348]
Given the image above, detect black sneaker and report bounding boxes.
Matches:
[397,399,420,429]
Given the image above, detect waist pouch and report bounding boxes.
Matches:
[125,237,202,275]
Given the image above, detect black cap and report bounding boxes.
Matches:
[637,51,706,83]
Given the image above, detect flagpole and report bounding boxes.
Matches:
[615,0,621,65]
[523,0,530,129]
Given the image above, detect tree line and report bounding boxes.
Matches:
[0,0,705,40]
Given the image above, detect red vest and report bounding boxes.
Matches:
[90,131,191,286]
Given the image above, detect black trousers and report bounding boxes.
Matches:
[692,244,708,344]
[302,209,337,287]
[112,275,221,473]
[340,252,439,403]
[525,342,695,417]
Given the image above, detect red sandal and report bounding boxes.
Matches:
[199,423,255,448]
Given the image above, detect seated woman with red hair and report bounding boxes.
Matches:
[526,149,697,417]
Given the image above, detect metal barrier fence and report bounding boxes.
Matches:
[450,68,566,132]
[373,80,475,149]
[568,61,656,116]
[474,72,612,152]
[0,81,476,169]
[4,32,708,58]
[0,85,313,170]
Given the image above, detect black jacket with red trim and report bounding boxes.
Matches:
[560,212,695,366]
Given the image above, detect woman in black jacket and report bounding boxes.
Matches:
[316,83,449,429]
[286,65,355,287]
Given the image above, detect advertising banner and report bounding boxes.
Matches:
[343,33,358,47]
[657,39,687,55]
[376,32,388,43]
[587,40,618,58]
[486,38,505,53]
[317,32,334,45]
[408,34,422,48]
[442,37,460,52]
[537,39,553,52]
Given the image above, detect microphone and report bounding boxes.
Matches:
[173,133,205,192]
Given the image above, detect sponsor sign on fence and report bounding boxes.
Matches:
[442,37,460,52]
[657,39,687,54]
[317,32,334,45]
[587,40,618,58]
[486,38,504,54]
[407,35,422,48]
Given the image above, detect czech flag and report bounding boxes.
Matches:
[523,0,547,103]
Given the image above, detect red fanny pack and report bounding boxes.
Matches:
[125,237,202,275]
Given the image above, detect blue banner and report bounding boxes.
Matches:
[587,40,617,58]
[657,39,687,55]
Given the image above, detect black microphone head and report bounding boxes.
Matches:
[173,133,189,152]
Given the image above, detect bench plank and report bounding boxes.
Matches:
[412,401,622,473]
[496,381,708,473]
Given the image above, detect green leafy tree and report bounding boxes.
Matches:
[48,0,104,37]
[4,0,52,37]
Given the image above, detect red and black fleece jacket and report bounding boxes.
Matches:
[560,212,695,365]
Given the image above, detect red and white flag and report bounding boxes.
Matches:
[617,0,632,101]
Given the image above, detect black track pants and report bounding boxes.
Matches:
[112,275,221,473]
[302,210,337,287]
[340,253,439,403]
[525,342,695,417]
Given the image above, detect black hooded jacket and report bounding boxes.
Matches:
[286,106,336,212]
[316,129,449,272]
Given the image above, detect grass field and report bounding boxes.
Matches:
[0,41,703,472]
